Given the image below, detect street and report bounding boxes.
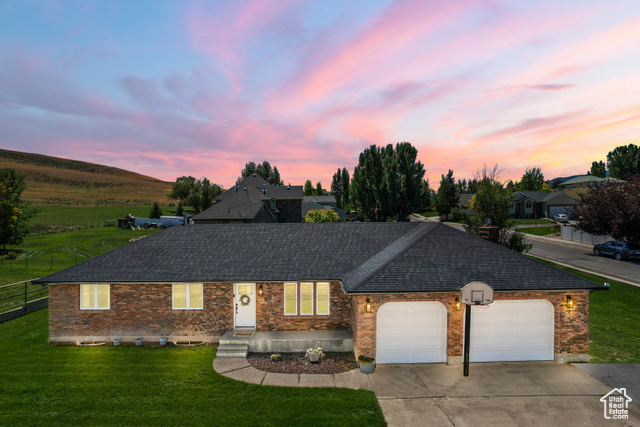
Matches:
[526,235,640,287]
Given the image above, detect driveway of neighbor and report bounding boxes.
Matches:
[370,362,640,427]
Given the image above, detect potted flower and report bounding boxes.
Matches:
[358,355,376,374]
[305,346,323,363]
[270,353,282,363]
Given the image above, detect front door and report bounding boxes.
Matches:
[234,283,256,328]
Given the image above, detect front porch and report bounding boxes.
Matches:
[218,329,353,357]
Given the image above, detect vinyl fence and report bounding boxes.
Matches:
[560,225,612,245]
[0,279,48,324]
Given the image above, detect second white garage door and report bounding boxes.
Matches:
[468,300,554,362]
[376,302,447,364]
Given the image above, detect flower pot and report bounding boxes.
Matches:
[113,338,120,346]
[135,337,142,346]
[308,352,321,363]
[159,337,167,345]
[359,361,376,374]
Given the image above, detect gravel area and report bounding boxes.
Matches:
[247,352,357,374]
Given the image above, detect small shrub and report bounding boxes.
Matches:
[5,250,18,260]
[357,355,375,364]
[270,353,282,362]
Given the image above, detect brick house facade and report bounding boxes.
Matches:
[39,222,603,364]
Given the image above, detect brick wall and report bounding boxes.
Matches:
[256,281,351,331]
[350,291,590,359]
[49,281,351,342]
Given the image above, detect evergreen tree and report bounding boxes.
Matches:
[315,181,323,196]
[0,168,37,254]
[149,202,163,219]
[331,168,351,210]
[175,201,184,217]
[434,170,459,220]
[241,161,285,185]
[607,143,640,180]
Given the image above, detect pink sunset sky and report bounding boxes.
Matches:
[1,0,639,188]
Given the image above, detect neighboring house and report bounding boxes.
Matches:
[560,175,623,189]
[191,175,303,224]
[458,193,474,216]
[37,222,604,365]
[302,195,346,221]
[510,191,578,219]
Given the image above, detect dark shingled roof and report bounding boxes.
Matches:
[34,223,605,293]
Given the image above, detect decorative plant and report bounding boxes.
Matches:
[305,346,324,362]
[358,355,375,364]
[307,346,323,354]
[270,353,282,362]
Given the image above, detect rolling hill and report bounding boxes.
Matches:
[0,149,173,206]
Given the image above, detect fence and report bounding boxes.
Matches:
[0,279,48,324]
[560,225,612,245]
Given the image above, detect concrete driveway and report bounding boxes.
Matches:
[370,362,640,426]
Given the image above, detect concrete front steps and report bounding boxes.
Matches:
[219,329,353,355]
[216,343,249,358]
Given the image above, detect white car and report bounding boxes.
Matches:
[553,213,569,222]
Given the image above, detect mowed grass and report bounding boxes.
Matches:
[0,310,385,426]
[1,227,160,286]
[518,226,558,236]
[30,205,179,226]
[533,258,640,363]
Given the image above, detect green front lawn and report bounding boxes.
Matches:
[518,226,558,236]
[533,258,640,363]
[507,218,553,226]
[0,310,385,426]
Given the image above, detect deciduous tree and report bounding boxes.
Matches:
[315,181,323,196]
[302,209,340,223]
[519,167,545,191]
[331,168,351,210]
[589,160,607,178]
[303,180,314,196]
[168,176,223,213]
[572,176,640,243]
[351,142,426,221]
[607,143,640,180]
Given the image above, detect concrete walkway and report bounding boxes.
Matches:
[213,357,372,390]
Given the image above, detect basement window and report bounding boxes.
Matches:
[173,283,203,310]
[80,284,110,310]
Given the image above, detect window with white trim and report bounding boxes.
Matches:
[173,283,203,309]
[80,284,110,310]
[300,282,314,315]
[284,282,297,315]
[316,282,330,315]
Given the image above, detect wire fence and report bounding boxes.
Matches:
[0,279,48,323]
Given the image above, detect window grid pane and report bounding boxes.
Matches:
[174,284,187,309]
[300,282,313,315]
[96,284,110,309]
[81,285,94,309]
[316,282,330,315]
[284,283,297,315]
[190,283,203,309]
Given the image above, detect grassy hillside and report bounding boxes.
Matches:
[0,148,173,206]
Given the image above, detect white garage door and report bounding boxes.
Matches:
[468,300,554,362]
[377,302,447,364]
[549,206,571,217]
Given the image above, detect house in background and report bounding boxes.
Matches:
[302,195,346,221]
[37,222,604,365]
[510,191,578,219]
[458,193,474,216]
[559,175,623,189]
[192,175,303,224]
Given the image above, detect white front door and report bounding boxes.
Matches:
[234,283,256,328]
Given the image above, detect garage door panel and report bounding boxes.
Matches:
[468,300,554,362]
[377,302,447,364]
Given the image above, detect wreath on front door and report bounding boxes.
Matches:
[239,294,251,306]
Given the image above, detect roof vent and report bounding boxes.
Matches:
[287,183,290,190]
[263,184,266,195]
[235,183,238,192]
[253,173,256,177]
[244,187,247,192]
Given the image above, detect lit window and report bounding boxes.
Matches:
[316,282,330,315]
[173,284,203,309]
[284,283,297,315]
[300,282,313,315]
[80,284,110,310]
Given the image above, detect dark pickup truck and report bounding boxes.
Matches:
[593,241,640,261]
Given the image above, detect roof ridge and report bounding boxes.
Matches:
[341,222,439,292]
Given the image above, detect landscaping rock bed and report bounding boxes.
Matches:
[247,352,357,374]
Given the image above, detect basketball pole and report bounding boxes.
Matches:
[463,303,471,377]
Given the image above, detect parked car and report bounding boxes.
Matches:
[593,241,640,261]
[553,213,569,223]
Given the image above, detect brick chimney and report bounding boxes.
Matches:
[479,225,500,244]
